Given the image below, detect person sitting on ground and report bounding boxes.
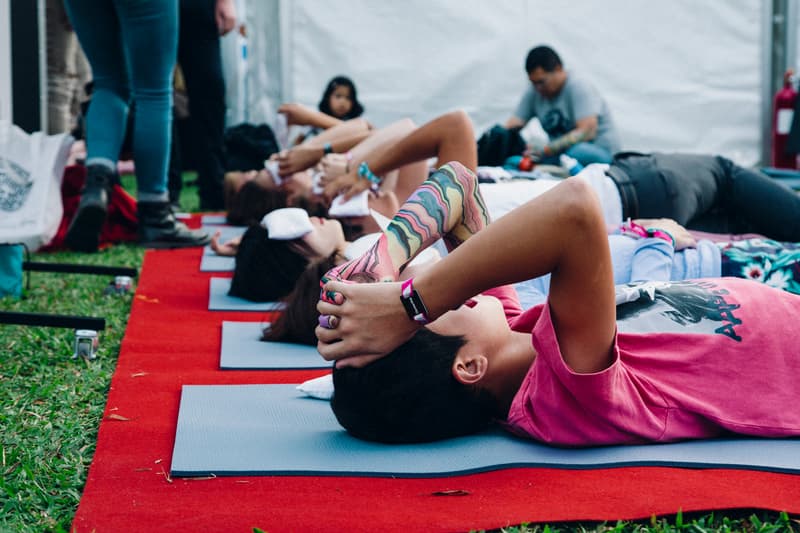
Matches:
[502,44,621,166]
[314,164,800,446]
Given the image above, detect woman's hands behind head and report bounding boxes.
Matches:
[316,278,420,368]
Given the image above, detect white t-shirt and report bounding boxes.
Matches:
[478,164,622,226]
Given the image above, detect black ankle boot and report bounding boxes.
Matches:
[138,201,210,248]
[65,164,116,253]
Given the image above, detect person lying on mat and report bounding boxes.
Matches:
[223,111,475,227]
[244,158,800,343]
[325,150,800,243]
[245,171,800,340]
[515,219,800,307]
[230,100,800,244]
[223,116,378,225]
[221,207,441,305]
[217,111,480,302]
[315,162,800,446]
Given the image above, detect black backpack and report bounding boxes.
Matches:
[476,124,526,166]
[223,123,280,172]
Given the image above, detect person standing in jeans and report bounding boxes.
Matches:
[63,0,209,252]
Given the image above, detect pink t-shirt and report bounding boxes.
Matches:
[505,278,800,447]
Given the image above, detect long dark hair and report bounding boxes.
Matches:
[228,225,310,302]
[318,76,364,120]
[226,180,288,226]
[262,255,339,345]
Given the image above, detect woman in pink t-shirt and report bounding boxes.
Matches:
[317,165,800,446]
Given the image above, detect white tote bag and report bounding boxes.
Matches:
[0,120,73,251]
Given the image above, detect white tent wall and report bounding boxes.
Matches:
[243,0,777,166]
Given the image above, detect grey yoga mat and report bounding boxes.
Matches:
[208,277,285,312]
[201,214,229,225]
[219,321,329,369]
[203,225,247,256]
[200,254,235,272]
[170,384,800,478]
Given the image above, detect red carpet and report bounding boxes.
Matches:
[72,230,800,532]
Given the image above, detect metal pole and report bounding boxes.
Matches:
[0,311,105,331]
[762,0,798,166]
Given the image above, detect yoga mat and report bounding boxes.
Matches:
[171,384,800,478]
[219,321,330,369]
[208,277,285,312]
[201,214,229,225]
[202,225,247,256]
[199,254,235,272]
[73,242,800,533]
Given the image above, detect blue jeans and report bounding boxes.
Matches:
[64,0,178,199]
[540,142,614,167]
[564,142,613,165]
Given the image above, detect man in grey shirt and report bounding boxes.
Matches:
[504,45,622,166]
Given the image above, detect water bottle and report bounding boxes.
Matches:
[559,154,584,176]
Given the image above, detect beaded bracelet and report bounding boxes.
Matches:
[358,161,382,193]
[323,142,333,155]
[400,278,431,325]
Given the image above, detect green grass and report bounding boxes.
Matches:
[0,174,797,532]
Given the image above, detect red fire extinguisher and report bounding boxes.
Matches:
[771,69,798,169]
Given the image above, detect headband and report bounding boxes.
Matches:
[261,208,313,240]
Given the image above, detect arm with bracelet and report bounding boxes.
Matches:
[323,110,478,201]
[615,220,675,283]
[323,161,490,288]
[317,177,616,373]
[277,121,371,175]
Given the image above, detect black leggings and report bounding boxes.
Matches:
[608,152,800,241]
